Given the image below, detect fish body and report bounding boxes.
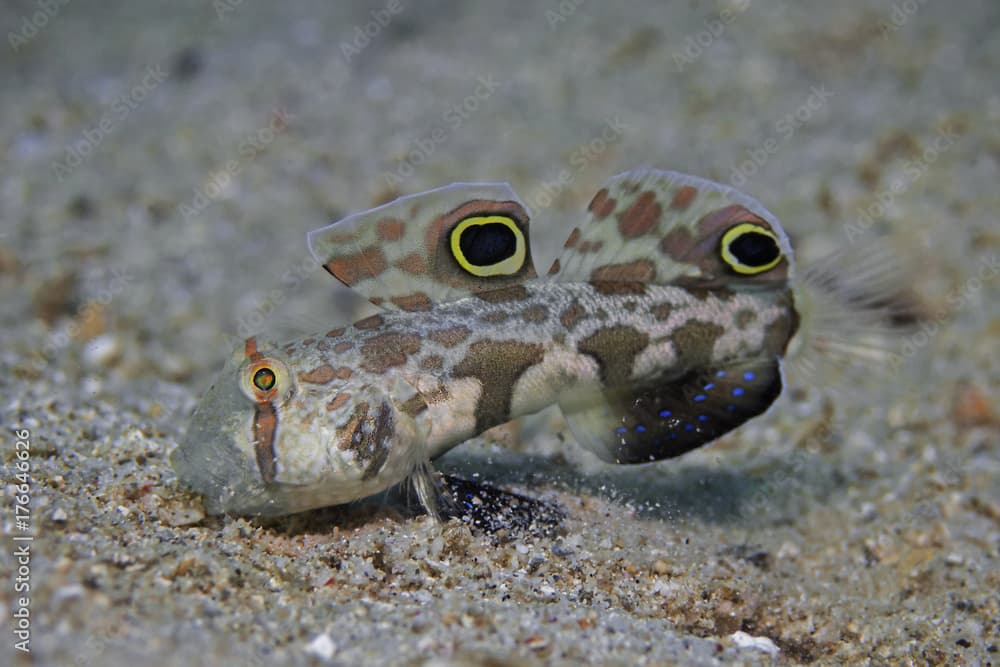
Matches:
[172,170,800,516]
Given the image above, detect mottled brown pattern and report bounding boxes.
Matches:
[590,259,656,284]
[475,285,530,303]
[396,252,429,275]
[670,320,725,366]
[376,218,405,242]
[333,341,353,353]
[299,363,338,384]
[419,355,444,371]
[481,311,510,324]
[316,340,331,352]
[577,240,604,253]
[670,185,698,210]
[577,325,650,387]
[400,394,427,417]
[547,258,561,276]
[326,327,346,338]
[391,292,433,311]
[354,314,385,330]
[326,392,350,411]
[521,304,548,323]
[301,337,315,346]
[559,301,586,330]
[617,191,662,238]
[360,332,421,374]
[659,227,695,261]
[588,188,617,219]
[333,366,353,380]
[763,294,798,355]
[429,326,471,348]
[735,308,758,329]
[563,228,582,249]
[453,340,545,432]
[652,303,674,321]
[324,245,388,286]
[336,402,394,481]
[589,281,647,296]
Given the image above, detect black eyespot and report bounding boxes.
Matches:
[253,367,276,391]
[458,222,516,267]
[729,231,780,267]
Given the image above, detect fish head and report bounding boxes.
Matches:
[171,336,423,515]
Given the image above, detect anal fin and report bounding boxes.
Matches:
[561,357,783,464]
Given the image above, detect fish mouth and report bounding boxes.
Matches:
[170,375,281,515]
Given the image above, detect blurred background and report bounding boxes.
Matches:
[1,1,998,664]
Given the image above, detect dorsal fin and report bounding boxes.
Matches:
[308,183,537,311]
[547,170,794,289]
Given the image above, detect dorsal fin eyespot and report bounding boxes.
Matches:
[548,169,794,289]
[308,183,537,310]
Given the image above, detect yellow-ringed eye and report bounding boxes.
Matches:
[720,223,783,275]
[449,215,526,277]
[253,367,276,391]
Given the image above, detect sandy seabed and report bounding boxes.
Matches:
[1,1,998,665]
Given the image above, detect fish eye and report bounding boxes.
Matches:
[253,367,276,391]
[450,215,527,277]
[239,356,292,404]
[720,222,783,275]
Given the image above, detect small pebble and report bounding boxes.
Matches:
[731,631,780,656]
[303,633,337,660]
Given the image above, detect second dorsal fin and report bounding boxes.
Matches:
[308,183,537,311]
[547,170,793,289]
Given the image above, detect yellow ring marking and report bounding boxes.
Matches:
[720,223,782,275]
[449,215,526,277]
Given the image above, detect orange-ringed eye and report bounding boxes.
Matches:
[253,367,276,392]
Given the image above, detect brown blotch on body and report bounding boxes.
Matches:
[617,191,662,238]
[577,325,650,387]
[563,228,582,249]
[299,363,338,384]
[337,402,394,481]
[360,332,421,373]
[391,292,433,311]
[559,301,586,331]
[476,285,530,303]
[333,341,353,353]
[252,402,278,484]
[326,327,346,338]
[652,303,674,321]
[735,308,758,330]
[326,392,350,411]
[670,185,698,210]
[521,304,548,323]
[481,311,510,324]
[588,188,617,219]
[547,258,561,276]
[354,314,385,330]
[400,395,427,417]
[324,245,388,286]
[670,320,725,366]
[302,337,315,346]
[376,218,405,241]
[429,326,471,348]
[420,355,444,371]
[452,340,545,433]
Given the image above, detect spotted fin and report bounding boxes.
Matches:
[561,357,783,464]
[308,183,537,310]
[547,169,793,288]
